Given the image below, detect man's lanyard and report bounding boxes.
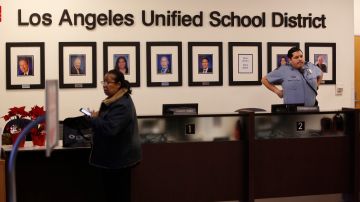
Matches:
[299,68,318,96]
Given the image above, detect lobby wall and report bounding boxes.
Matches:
[0,0,355,127]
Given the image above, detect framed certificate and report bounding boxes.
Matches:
[229,42,262,85]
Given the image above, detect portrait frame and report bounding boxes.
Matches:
[267,42,300,73]
[146,42,182,87]
[228,42,262,85]
[103,42,140,87]
[188,42,223,86]
[305,42,336,84]
[59,42,97,88]
[6,42,45,89]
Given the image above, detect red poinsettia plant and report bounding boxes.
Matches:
[2,106,29,121]
[2,105,46,135]
[28,105,46,136]
[2,105,46,146]
[28,105,46,120]
[2,106,30,134]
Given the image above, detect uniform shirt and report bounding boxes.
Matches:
[266,62,322,106]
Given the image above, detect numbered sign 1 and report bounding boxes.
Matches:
[296,121,305,131]
[185,124,195,135]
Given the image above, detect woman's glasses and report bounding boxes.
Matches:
[100,81,118,86]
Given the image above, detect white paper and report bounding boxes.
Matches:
[238,54,253,73]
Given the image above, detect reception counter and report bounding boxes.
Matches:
[1,109,359,202]
[0,160,5,202]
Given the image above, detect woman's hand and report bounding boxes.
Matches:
[90,110,99,118]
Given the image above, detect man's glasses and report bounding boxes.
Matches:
[100,81,118,86]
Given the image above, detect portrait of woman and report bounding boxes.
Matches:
[276,54,289,68]
[114,55,129,75]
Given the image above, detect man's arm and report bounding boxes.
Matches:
[317,72,323,87]
[261,76,283,98]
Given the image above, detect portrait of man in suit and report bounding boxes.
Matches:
[69,54,86,76]
[198,54,213,74]
[17,56,34,76]
[157,54,172,74]
[314,54,328,73]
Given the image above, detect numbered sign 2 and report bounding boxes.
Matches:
[296,121,305,131]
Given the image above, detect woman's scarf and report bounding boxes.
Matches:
[102,88,128,106]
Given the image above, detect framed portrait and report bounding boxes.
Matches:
[276,54,290,68]
[6,42,45,89]
[103,42,140,87]
[59,42,97,88]
[146,42,182,87]
[305,43,336,84]
[228,42,262,85]
[267,42,300,72]
[188,42,223,86]
[69,54,86,75]
[157,54,172,74]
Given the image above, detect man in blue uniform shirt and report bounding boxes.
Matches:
[262,47,323,107]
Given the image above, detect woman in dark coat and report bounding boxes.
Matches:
[89,69,141,202]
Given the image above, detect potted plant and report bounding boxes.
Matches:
[28,105,46,146]
[2,106,31,147]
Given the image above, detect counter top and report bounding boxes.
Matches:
[1,140,90,153]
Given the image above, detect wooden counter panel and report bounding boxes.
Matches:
[254,137,352,198]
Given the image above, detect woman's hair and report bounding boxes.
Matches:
[107,69,132,94]
[115,56,128,73]
[278,56,285,62]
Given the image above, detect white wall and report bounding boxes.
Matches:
[0,0,355,128]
